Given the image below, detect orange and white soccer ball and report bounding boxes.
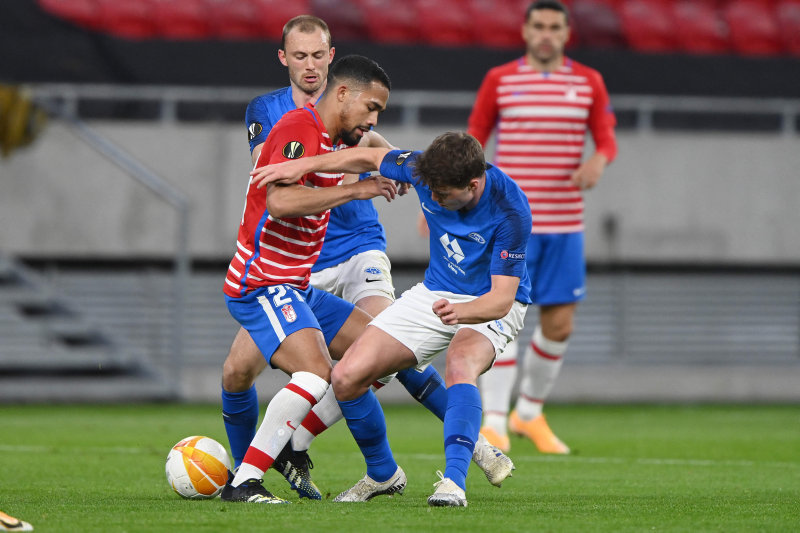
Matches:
[165,435,232,499]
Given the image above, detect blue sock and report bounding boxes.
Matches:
[397,365,448,421]
[442,383,482,491]
[221,385,259,469]
[338,390,397,482]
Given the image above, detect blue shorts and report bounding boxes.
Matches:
[225,284,355,366]
[526,232,586,305]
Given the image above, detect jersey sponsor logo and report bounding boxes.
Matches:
[468,232,485,244]
[421,202,436,214]
[248,122,263,142]
[395,151,412,165]
[364,267,382,275]
[282,141,305,159]
[500,250,525,260]
[440,233,465,264]
[281,304,297,322]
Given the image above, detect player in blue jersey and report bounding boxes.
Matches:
[251,132,530,507]
[222,15,507,501]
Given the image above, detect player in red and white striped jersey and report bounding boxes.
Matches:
[468,0,617,455]
[220,55,398,504]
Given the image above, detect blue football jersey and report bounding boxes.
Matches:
[379,150,533,304]
[246,89,386,272]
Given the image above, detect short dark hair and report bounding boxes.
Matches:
[281,15,332,51]
[327,55,392,92]
[526,0,570,25]
[414,132,486,191]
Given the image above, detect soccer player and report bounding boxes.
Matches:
[223,15,506,500]
[467,0,618,454]
[252,132,531,507]
[220,54,397,504]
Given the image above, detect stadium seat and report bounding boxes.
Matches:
[413,0,474,47]
[37,0,102,30]
[467,0,525,49]
[311,0,367,42]
[95,0,156,39]
[723,0,783,56]
[150,0,212,40]
[775,0,800,56]
[672,0,730,55]
[251,0,311,42]
[352,0,419,45]
[204,0,262,40]
[570,0,626,48]
[618,0,676,53]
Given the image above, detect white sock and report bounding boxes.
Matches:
[291,384,342,451]
[516,327,567,421]
[233,371,328,486]
[479,339,518,435]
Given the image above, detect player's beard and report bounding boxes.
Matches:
[340,128,364,147]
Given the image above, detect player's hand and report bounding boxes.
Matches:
[354,176,397,202]
[432,298,458,325]
[571,153,607,190]
[252,160,307,188]
[396,181,412,196]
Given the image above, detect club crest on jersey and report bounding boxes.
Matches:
[282,141,305,159]
[281,304,297,323]
[395,151,412,165]
[248,122,262,142]
[364,267,382,275]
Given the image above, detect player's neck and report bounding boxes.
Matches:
[291,82,327,109]
[313,98,341,145]
[525,53,563,73]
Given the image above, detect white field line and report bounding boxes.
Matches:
[2,444,797,470]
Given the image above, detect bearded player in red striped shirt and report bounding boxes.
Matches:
[221,55,397,503]
[468,0,618,455]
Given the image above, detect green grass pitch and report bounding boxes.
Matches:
[1,403,798,532]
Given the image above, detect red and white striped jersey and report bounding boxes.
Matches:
[468,56,617,234]
[224,105,344,297]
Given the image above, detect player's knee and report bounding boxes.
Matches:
[331,363,364,401]
[222,357,257,392]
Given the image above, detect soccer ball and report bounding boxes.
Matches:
[165,435,232,499]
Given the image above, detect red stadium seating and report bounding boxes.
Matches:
[251,0,312,42]
[150,0,213,40]
[467,0,526,49]
[413,0,474,47]
[352,0,419,44]
[37,0,102,30]
[95,0,156,39]
[723,0,783,55]
[204,0,262,40]
[672,0,730,55]
[775,0,800,56]
[311,0,367,42]
[619,0,677,53]
[570,0,626,48]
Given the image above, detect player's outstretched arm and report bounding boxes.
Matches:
[432,275,520,325]
[265,176,397,218]
[251,147,390,188]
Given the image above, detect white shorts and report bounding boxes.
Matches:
[310,250,395,304]
[370,283,528,369]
